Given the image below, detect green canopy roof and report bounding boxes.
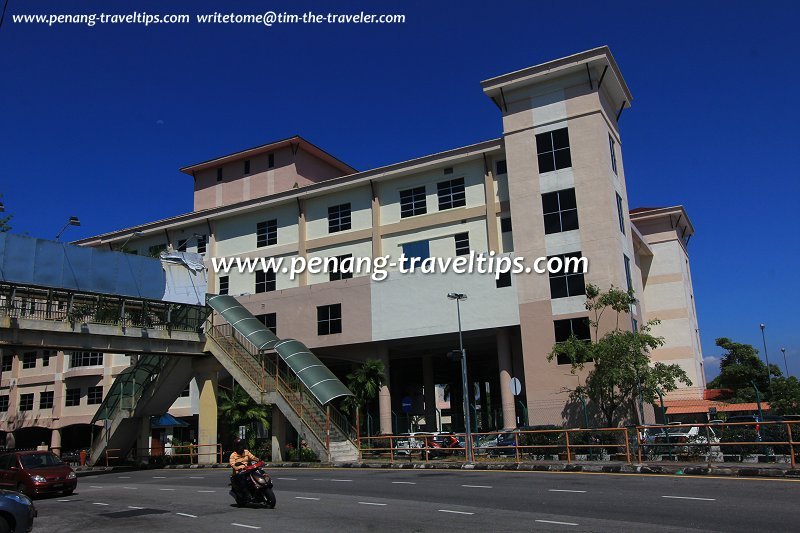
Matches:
[207,294,352,405]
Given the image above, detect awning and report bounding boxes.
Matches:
[151,413,190,428]
[206,294,352,405]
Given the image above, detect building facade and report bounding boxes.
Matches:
[2,47,705,446]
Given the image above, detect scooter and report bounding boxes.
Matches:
[229,460,276,508]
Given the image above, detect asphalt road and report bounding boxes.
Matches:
[31,467,800,532]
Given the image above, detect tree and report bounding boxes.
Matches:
[768,377,800,415]
[341,359,386,433]
[0,194,11,232]
[548,284,692,427]
[218,385,271,451]
[706,337,781,402]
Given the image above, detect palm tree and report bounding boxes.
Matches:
[341,359,386,433]
[218,385,271,450]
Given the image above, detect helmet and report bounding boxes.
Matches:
[233,437,245,454]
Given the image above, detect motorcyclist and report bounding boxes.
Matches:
[230,437,259,501]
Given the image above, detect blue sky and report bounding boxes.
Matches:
[1,1,798,380]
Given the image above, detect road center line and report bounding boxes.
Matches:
[92,502,110,506]
[276,477,297,481]
[117,476,130,479]
[89,486,103,489]
[295,496,320,501]
[392,481,416,485]
[152,476,167,479]
[661,496,716,501]
[536,520,578,526]
[189,476,204,479]
[159,488,176,491]
[461,484,492,489]
[330,479,353,482]
[232,523,261,529]
[176,513,198,518]
[122,487,138,490]
[197,490,216,493]
[549,489,587,493]
[57,499,74,502]
[358,502,388,506]
[438,509,474,515]
[128,506,144,510]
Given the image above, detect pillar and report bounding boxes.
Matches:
[423,357,437,431]
[50,428,62,457]
[194,358,219,464]
[271,408,287,462]
[136,416,151,465]
[497,328,516,429]
[376,346,392,434]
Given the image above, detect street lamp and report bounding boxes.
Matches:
[759,324,772,389]
[55,216,80,241]
[178,233,204,251]
[447,292,474,463]
[781,347,789,378]
[118,231,144,252]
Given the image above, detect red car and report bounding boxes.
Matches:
[0,451,77,498]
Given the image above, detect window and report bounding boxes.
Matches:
[454,233,470,256]
[217,168,223,182]
[0,396,8,413]
[496,271,512,288]
[317,304,342,335]
[1,355,11,372]
[257,219,278,247]
[39,391,54,409]
[65,388,80,407]
[22,352,36,369]
[328,203,352,233]
[437,178,466,210]
[268,153,275,169]
[616,193,625,234]
[87,386,103,405]
[535,127,571,173]
[553,317,591,364]
[399,186,427,218]
[624,255,633,292]
[149,244,167,257]
[500,217,513,233]
[177,239,187,251]
[632,318,638,333]
[180,385,191,398]
[402,240,430,269]
[70,351,103,368]
[255,269,276,293]
[329,255,354,282]
[256,313,277,334]
[42,351,50,367]
[218,276,229,295]
[609,134,618,175]
[197,235,207,255]
[548,252,586,299]
[19,394,33,411]
[496,160,507,175]
[244,159,251,175]
[541,188,579,234]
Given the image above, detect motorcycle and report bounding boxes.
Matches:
[229,460,276,508]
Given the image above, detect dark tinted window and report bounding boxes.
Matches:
[317,304,342,335]
[400,186,427,218]
[541,189,579,234]
[535,128,571,172]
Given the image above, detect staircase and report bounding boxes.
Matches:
[89,354,196,465]
[206,324,359,463]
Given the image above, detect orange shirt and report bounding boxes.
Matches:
[230,450,258,472]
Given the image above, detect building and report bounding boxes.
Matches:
[2,47,706,447]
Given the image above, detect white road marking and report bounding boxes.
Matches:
[57,499,74,502]
[152,476,167,479]
[549,489,587,493]
[461,484,492,489]
[128,506,144,510]
[358,502,387,506]
[232,524,261,530]
[276,477,297,481]
[662,496,716,501]
[392,481,416,485]
[197,490,216,493]
[331,479,352,482]
[159,488,176,491]
[176,513,198,518]
[89,486,103,489]
[295,496,320,501]
[536,520,578,526]
[189,476,204,479]
[122,487,138,490]
[117,476,131,479]
[438,510,474,515]
[93,502,110,506]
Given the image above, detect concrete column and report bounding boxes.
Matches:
[497,328,516,429]
[422,357,437,431]
[376,346,392,434]
[136,416,151,465]
[270,408,287,462]
[50,428,62,457]
[194,358,219,464]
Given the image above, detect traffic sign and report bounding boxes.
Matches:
[510,377,522,396]
[401,396,413,413]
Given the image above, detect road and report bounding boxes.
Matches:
[32,467,800,532]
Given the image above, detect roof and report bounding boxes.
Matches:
[179,135,357,176]
[481,46,632,114]
[629,205,695,239]
[663,399,770,415]
[629,207,666,215]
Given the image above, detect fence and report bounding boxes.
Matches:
[100,444,224,466]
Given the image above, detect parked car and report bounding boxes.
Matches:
[0,489,36,532]
[488,426,562,457]
[0,451,77,498]
[653,426,721,458]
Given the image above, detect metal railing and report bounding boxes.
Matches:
[0,282,209,332]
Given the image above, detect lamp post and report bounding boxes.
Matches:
[55,216,80,241]
[118,231,144,252]
[759,324,772,389]
[447,292,473,463]
[781,348,789,378]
